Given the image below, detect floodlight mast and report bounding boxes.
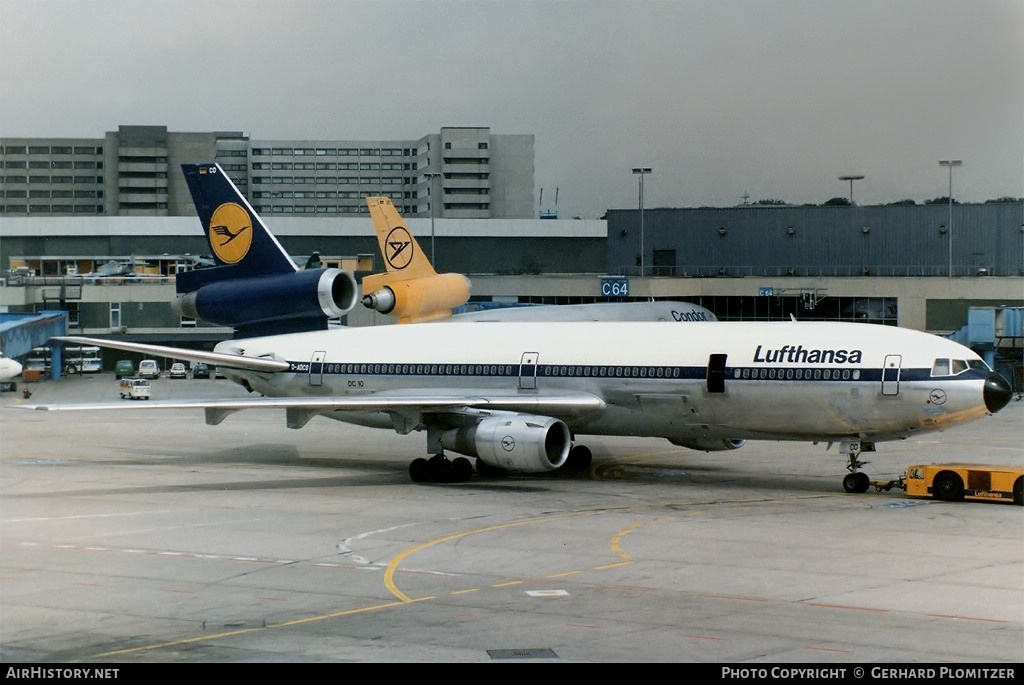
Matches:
[632,167,652,277]
[838,175,864,205]
[939,160,962,277]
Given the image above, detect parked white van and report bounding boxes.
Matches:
[138,359,160,379]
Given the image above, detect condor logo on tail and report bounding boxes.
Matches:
[209,203,253,264]
[385,226,414,270]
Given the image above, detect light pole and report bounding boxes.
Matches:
[424,172,440,263]
[939,160,962,277]
[838,175,864,205]
[632,167,651,276]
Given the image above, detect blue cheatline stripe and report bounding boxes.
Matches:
[284,360,983,384]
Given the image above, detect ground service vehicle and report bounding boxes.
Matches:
[901,464,1024,505]
[118,378,151,400]
[169,362,187,379]
[192,362,210,379]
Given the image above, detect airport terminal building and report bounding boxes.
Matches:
[1,124,1021,384]
[0,124,535,220]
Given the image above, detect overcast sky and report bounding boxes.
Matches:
[1,0,1021,218]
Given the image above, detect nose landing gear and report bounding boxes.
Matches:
[841,440,873,493]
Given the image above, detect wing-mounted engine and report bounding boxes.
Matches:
[174,268,358,336]
[440,413,571,472]
[670,437,746,452]
[361,272,471,324]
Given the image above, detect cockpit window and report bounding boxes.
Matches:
[968,359,991,372]
[933,358,974,376]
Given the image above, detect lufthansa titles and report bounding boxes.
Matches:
[753,344,863,365]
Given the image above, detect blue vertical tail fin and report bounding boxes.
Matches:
[174,163,357,337]
[178,163,297,293]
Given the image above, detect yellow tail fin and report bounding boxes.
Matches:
[366,197,436,279]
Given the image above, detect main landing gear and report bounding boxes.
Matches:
[565,444,593,470]
[840,440,874,493]
[407,444,595,484]
[409,453,474,483]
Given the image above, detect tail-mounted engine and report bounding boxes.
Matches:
[174,268,358,336]
[440,414,571,472]
[361,272,471,324]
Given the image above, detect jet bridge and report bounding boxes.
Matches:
[0,311,68,380]
[948,306,1023,394]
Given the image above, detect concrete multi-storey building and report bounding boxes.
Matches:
[0,124,535,219]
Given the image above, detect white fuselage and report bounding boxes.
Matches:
[0,354,22,382]
[215,320,994,445]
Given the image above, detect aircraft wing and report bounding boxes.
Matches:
[16,391,606,430]
[53,336,289,373]
[33,337,605,428]
[18,392,604,414]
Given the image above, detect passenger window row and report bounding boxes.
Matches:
[313,362,863,382]
[735,367,861,380]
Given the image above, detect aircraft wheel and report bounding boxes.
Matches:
[428,454,452,482]
[565,445,592,470]
[409,458,430,483]
[451,457,473,482]
[842,472,870,493]
[1013,477,1023,506]
[932,471,964,502]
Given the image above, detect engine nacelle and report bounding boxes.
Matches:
[440,414,571,472]
[670,438,746,452]
[174,268,357,333]
[361,272,471,323]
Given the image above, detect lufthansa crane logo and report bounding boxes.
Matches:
[501,435,516,452]
[384,226,414,270]
[208,203,252,264]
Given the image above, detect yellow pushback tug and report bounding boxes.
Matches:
[871,464,1024,505]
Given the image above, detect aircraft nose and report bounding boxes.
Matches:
[983,372,1013,414]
